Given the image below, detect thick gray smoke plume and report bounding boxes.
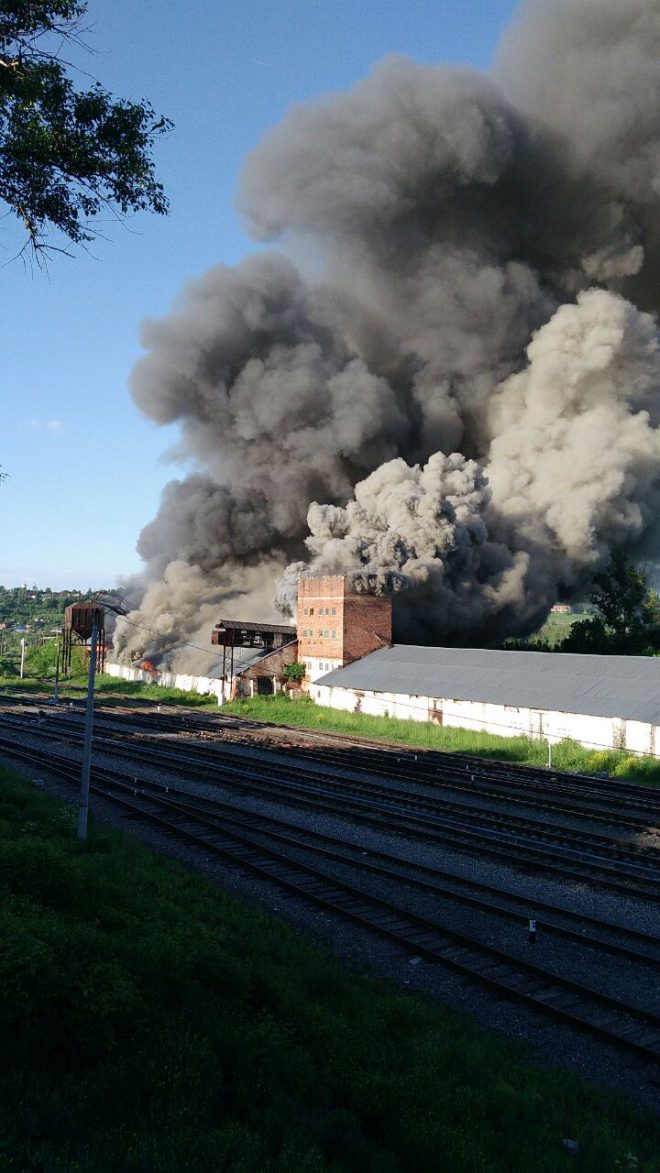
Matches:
[114,1,660,669]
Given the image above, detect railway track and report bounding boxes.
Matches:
[3,709,660,901]
[21,699,660,834]
[8,690,658,824]
[2,734,660,1068]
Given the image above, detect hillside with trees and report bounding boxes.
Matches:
[0,585,114,676]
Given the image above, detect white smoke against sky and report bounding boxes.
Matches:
[114,1,660,668]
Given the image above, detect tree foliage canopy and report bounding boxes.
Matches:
[0,1,172,258]
[561,551,660,655]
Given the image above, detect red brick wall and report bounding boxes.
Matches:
[342,594,392,663]
[298,576,345,662]
[242,640,299,679]
[235,641,300,698]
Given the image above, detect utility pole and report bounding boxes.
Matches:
[78,609,99,843]
[19,637,26,679]
[51,640,61,704]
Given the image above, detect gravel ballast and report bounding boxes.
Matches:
[1,701,659,1117]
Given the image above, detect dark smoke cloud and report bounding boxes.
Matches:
[114,1,660,669]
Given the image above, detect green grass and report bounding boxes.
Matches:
[0,673,219,708]
[223,696,660,786]
[530,611,580,647]
[0,766,658,1172]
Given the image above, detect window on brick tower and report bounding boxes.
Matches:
[304,608,308,615]
[331,630,336,638]
[310,607,314,615]
[325,631,329,637]
[331,607,335,615]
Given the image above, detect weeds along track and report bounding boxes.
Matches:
[1,730,660,1068]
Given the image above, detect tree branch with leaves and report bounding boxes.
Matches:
[0,1,172,262]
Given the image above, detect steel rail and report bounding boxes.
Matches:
[1,725,659,904]
[4,730,660,960]
[3,735,659,1065]
[13,694,660,825]
[11,711,660,875]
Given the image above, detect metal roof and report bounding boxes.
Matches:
[207,647,268,678]
[317,645,660,724]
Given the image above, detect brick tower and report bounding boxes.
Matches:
[296,575,392,682]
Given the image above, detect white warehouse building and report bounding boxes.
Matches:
[311,646,660,755]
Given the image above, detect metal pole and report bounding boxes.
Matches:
[19,637,26,679]
[547,739,552,770]
[78,610,99,842]
[52,641,60,704]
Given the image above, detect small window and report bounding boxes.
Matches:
[318,629,323,637]
[304,607,308,615]
[331,607,335,615]
[324,631,329,638]
[309,607,314,615]
[331,630,336,638]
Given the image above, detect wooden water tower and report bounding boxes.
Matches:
[63,603,105,674]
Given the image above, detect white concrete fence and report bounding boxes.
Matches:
[104,661,226,704]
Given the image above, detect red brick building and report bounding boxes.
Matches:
[297,575,392,682]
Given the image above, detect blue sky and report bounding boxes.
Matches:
[1,0,519,589]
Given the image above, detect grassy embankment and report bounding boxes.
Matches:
[0,764,658,1172]
[223,695,660,786]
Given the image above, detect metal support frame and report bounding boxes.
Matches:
[63,606,106,675]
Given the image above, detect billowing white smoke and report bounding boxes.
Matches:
[287,289,660,641]
[114,1,660,668]
[282,451,535,642]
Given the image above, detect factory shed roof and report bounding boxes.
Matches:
[317,645,660,724]
[207,647,272,678]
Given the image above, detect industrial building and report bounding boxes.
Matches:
[312,644,660,755]
[104,572,660,755]
[203,575,393,698]
[211,618,297,697]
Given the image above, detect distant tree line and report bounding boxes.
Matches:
[0,585,103,627]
